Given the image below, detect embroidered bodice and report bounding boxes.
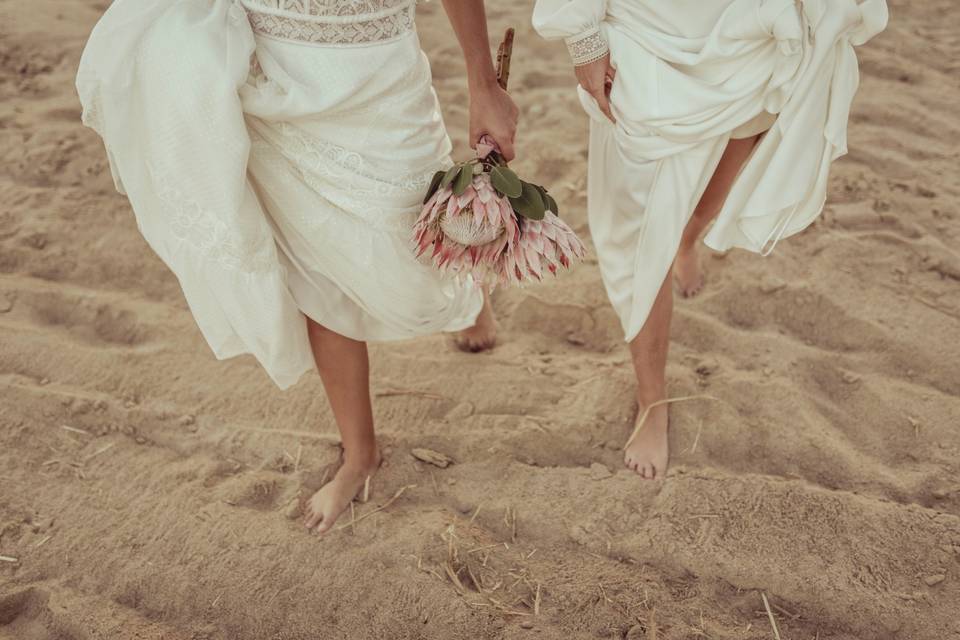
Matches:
[241,0,417,45]
[246,0,411,17]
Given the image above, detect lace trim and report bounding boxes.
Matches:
[245,0,409,18]
[565,27,609,66]
[243,1,416,46]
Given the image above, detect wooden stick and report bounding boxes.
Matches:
[496,28,515,91]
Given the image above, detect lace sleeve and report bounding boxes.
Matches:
[564,26,608,65]
[532,0,608,65]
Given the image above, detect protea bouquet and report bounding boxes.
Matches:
[414,138,585,286]
[413,28,585,287]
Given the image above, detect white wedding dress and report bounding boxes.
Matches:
[76,0,482,389]
[533,0,888,340]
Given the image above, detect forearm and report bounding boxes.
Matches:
[440,0,498,90]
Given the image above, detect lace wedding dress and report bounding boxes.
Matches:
[533,0,887,341]
[76,0,481,389]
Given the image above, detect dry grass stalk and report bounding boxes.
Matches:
[689,419,704,454]
[760,592,782,640]
[60,425,90,435]
[362,475,371,504]
[0,555,19,563]
[467,543,500,555]
[84,442,115,462]
[376,388,446,401]
[295,444,303,471]
[469,503,483,525]
[770,602,799,620]
[534,583,541,615]
[334,484,415,531]
[626,396,717,450]
[444,562,466,593]
[34,536,52,548]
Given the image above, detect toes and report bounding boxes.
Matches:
[314,511,336,535]
[305,508,323,531]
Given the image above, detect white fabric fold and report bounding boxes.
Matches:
[534,0,888,341]
[533,0,608,41]
[77,0,481,389]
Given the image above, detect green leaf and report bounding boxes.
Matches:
[509,181,546,221]
[440,166,461,189]
[545,192,559,215]
[423,170,446,204]
[533,183,560,216]
[490,166,522,198]
[452,163,474,196]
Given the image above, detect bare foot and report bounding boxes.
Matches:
[673,244,704,298]
[304,450,381,535]
[454,291,497,352]
[624,403,669,479]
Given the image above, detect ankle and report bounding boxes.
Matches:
[636,393,666,411]
[342,444,381,471]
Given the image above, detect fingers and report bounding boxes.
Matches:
[593,89,616,124]
[473,130,516,162]
[497,138,516,162]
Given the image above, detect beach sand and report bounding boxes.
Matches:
[1,0,959,638]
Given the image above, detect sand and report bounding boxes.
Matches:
[1,0,959,638]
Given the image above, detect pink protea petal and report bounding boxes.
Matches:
[446,195,461,218]
[472,200,487,226]
[458,186,477,208]
[523,245,544,280]
[476,182,494,203]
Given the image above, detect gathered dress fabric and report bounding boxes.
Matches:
[533,0,888,341]
[76,0,482,389]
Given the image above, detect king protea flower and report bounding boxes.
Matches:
[413,158,585,286]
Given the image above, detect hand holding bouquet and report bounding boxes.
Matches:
[413,29,586,287]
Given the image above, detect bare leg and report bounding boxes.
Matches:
[674,134,761,297]
[624,271,673,479]
[626,134,761,478]
[454,289,497,352]
[303,318,381,535]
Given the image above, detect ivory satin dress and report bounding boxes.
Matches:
[533,0,888,340]
[76,0,482,389]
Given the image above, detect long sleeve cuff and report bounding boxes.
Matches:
[564,26,609,65]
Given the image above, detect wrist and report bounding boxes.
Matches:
[565,26,609,66]
[467,66,499,92]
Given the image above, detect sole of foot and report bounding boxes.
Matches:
[624,403,669,479]
[303,452,381,535]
